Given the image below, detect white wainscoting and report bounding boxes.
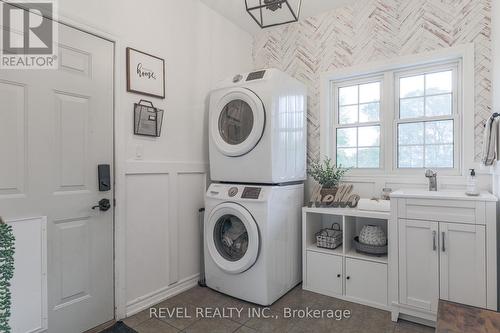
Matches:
[7,217,48,333]
[124,161,208,316]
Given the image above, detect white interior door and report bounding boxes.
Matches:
[398,219,439,312]
[0,19,114,333]
[439,222,486,307]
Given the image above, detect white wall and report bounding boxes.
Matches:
[57,0,253,317]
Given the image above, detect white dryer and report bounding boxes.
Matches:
[204,183,303,305]
[208,69,307,184]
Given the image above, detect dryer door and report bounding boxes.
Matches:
[211,88,265,157]
[206,202,259,274]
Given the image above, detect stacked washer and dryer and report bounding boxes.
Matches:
[204,69,307,305]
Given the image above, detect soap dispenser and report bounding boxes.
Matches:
[466,169,479,196]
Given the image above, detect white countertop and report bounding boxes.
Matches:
[390,189,498,202]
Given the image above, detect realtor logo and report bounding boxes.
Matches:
[1,0,58,69]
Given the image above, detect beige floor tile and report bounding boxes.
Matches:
[394,320,435,333]
[244,310,299,333]
[183,318,241,333]
[134,318,179,333]
[155,302,200,330]
[234,326,258,333]
[122,309,153,328]
[173,286,232,308]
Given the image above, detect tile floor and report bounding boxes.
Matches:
[122,285,435,333]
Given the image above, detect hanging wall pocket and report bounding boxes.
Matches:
[134,99,164,137]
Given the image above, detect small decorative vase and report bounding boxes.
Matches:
[320,187,338,198]
[359,225,387,246]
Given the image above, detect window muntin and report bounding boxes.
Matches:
[396,68,457,169]
[335,80,382,169]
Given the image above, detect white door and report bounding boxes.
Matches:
[206,203,259,274]
[439,222,486,307]
[305,251,342,296]
[398,219,439,312]
[210,88,265,157]
[0,20,114,333]
[345,258,388,307]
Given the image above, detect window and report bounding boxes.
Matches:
[396,68,456,169]
[330,60,461,174]
[334,80,382,168]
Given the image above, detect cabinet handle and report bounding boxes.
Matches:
[346,276,350,280]
[432,231,437,251]
[337,274,341,278]
[441,232,446,252]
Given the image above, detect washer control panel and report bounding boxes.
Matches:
[241,187,262,199]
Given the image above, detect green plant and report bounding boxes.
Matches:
[308,157,349,188]
[0,217,15,333]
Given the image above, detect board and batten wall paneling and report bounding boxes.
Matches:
[124,162,207,316]
[253,0,492,163]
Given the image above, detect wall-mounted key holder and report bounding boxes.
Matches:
[134,99,164,137]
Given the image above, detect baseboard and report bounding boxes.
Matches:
[125,274,200,318]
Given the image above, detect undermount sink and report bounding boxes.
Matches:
[390,189,497,202]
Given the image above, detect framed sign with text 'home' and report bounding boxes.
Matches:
[126,47,165,99]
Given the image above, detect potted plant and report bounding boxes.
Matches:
[0,217,15,333]
[308,157,349,197]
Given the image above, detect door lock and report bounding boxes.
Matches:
[92,198,111,212]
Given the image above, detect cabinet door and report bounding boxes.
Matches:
[399,219,439,312]
[306,251,342,295]
[345,258,387,306]
[439,223,486,307]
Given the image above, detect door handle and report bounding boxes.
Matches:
[92,198,111,212]
[441,232,446,252]
[432,231,437,251]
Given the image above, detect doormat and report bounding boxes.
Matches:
[100,321,137,333]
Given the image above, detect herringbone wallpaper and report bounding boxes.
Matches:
[253,0,491,162]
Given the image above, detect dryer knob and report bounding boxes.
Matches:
[232,74,243,83]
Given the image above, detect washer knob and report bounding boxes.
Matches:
[228,187,238,197]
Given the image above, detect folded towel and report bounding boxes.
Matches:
[482,115,500,166]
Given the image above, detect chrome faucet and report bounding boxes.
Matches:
[425,169,437,191]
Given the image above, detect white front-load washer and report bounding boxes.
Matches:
[208,68,307,184]
[204,182,303,305]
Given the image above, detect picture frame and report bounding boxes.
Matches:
[126,47,165,99]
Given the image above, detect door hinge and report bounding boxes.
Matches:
[113,198,116,207]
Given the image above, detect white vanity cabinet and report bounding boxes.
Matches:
[390,190,497,324]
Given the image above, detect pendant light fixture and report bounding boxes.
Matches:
[245,0,302,29]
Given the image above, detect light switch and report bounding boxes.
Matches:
[135,144,143,160]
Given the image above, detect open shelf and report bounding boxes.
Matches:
[307,244,343,256]
[345,247,388,264]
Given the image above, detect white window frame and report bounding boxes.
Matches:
[320,44,475,179]
[393,62,461,175]
[333,75,384,170]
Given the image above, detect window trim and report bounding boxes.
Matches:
[320,44,475,179]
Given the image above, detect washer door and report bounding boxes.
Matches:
[211,88,265,157]
[207,202,259,274]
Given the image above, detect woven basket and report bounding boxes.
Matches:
[316,223,343,250]
[353,236,387,256]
